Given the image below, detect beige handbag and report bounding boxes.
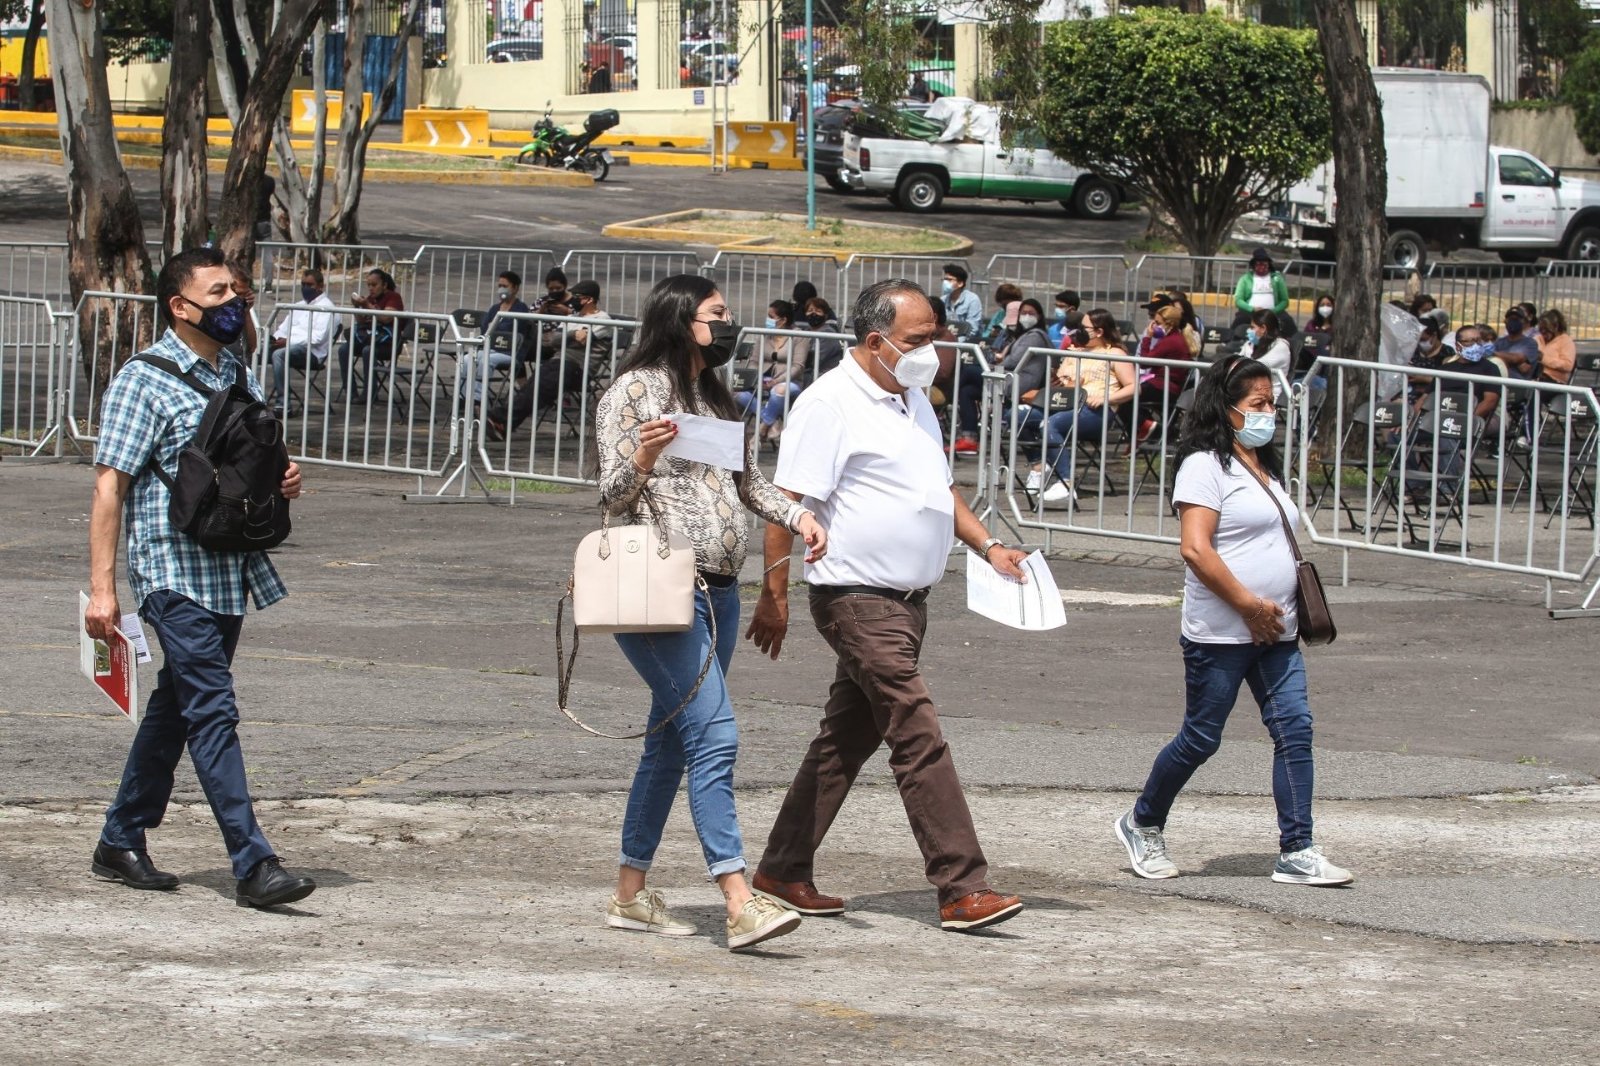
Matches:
[555,494,715,740]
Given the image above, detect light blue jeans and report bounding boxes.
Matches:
[615,580,746,878]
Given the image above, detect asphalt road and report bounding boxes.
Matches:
[0,158,1148,266]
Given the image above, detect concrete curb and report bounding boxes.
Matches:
[602,207,974,258]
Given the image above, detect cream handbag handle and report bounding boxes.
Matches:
[554,572,715,740]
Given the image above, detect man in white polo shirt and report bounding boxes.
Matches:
[745,278,1031,933]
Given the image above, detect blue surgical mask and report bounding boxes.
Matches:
[1053,307,1067,321]
[941,280,954,297]
[301,284,319,302]
[1246,327,1260,342]
[1232,406,1276,448]
[1461,341,1494,362]
[1505,318,1524,335]
[764,316,777,329]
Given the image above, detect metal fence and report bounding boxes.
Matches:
[256,242,397,317]
[403,245,560,324]
[839,254,968,314]
[0,243,71,305]
[0,296,67,455]
[64,292,161,448]
[557,249,702,320]
[700,251,842,333]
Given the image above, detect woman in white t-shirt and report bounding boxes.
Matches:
[1112,355,1353,888]
[1238,310,1291,400]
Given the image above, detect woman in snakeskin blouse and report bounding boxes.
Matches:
[594,273,828,952]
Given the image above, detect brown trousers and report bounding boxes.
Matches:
[758,589,991,904]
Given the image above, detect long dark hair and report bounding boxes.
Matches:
[1177,355,1282,479]
[1249,308,1280,345]
[1083,308,1121,348]
[615,274,737,419]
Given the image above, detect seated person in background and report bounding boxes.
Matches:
[998,297,1054,442]
[734,300,810,443]
[941,262,985,342]
[1437,324,1504,423]
[802,296,845,377]
[338,268,405,400]
[791,280,818,314]
[1407,316,1454,401]
[1305,293,1335,335]
[1030,310,1139,506]
[928,296,959,409]
[1534,309,1576,386]
[982,283,1023,352]
[1239,309,1290,398]
[460,269,534,402]
[1494,306,1541,378]
[1132,303,1197,439]
[532,267,573,316]
[1409,293,1437,321]
[1232,247,1288,328]
[486,279,612,439]
[221,262,260,365]
[1048,289,1083,346]
[267,268,336,412]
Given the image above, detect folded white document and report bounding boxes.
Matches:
[965,550,1067,631]
[659,412,746,471]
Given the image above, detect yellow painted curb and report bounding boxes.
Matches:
[602,209,973,259]
[0,142,591,187]
[609,149,804,171]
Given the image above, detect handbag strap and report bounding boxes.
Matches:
[1242,459,1306,565]
[553,573,717,741]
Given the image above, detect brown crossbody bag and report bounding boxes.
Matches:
[1246,469,1337,646]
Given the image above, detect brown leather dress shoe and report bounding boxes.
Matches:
[939,889,1023,932]
[751,870,845,916]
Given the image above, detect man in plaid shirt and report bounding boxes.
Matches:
[84,247,316,909]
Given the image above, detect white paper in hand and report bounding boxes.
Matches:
[965,550,1067,631]
[658,412,746,471]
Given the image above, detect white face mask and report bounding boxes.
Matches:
[877,335,940,390]
[1019,314,1039,330]
[1317,304,1332,318]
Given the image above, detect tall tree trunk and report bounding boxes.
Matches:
[18,0,45,111]
[161,0,214,260]
[305,22,330,240]
[1312,0,1387,444]
[322,0,422,244]
[46,0,156,386]
[213,0,326,272]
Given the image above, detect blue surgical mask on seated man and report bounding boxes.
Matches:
[1460,341,1495,362]
[940,280,954,297]
[1231,406,1276,448]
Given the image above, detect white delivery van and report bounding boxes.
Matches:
[1272,68,1600,271]
[841,97,1126,220]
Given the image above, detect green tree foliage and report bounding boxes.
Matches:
[1031,9,1331,257]
[841,0,922,115]
[1563,37,1600,156]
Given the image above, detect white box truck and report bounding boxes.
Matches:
[1271,68,1600,271]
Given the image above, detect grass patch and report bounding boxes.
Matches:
[658,213,957,254]
[483,477,574,494]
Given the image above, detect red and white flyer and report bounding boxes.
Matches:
[78,592,141,723]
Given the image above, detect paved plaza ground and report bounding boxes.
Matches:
[2,457,1598,1065]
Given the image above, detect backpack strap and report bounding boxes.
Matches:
[130,353,221,490]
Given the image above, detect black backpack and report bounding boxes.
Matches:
[135,354,292,553]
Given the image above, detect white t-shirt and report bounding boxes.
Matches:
[1173,451,1299,644]
[1250,274,1276,310]
[1252,337,1291,398]
[776,354,955,591]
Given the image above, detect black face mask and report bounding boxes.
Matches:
[182,295,248,345]
[698,319,740,369]
[805,312,827,329]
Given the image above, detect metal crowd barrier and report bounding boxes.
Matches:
[984,254,1130,313]
[259,303,464,479]
[460,310,638,495]
[700,250,840,332]
[0,296,68,456]
[718,324,853,482]
[403,245,559,325]
[1300,355,1600,607]
[839,254,970,315]
[64,291,160,447]
[557,250,700,320]
[0,242,72,305]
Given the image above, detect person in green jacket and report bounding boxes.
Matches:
[1232,247,1289,329]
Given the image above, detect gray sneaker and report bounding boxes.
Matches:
[1271,844,1353,887]
[1113,810,1178,880]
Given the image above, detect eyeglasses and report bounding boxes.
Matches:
[696,306,732,322]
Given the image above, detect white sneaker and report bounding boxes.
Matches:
[1025,469,1044,492]
[1041,480,1077,507]
[1271,844,1354,887]
[604,889,697,936]
[726,895,801,951]
[1113,810,1178,880]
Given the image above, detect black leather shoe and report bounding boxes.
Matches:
[92,843,179,890]
[235,857,316,908]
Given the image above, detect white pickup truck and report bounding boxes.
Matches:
[1272,68,1600,271]
[840,98,1126,220]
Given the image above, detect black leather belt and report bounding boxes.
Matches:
[810,583,930,606]
[698,570,737,588]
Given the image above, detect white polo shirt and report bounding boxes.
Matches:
[776,352,955,591]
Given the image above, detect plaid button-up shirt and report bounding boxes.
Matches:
[94,329,287,616]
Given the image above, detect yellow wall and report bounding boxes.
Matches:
[0,34,48,80]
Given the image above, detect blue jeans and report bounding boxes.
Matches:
[1134,638,1315,852]
[267,343,318,403]
[1043,405,1111,478]
[957,361,984,435]
[615,580,746,878]
[101,590,275,880]
[735,382,802,426]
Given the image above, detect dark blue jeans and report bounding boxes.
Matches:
[1134,638,1315,852]
[101,590,275,879]
[957,361,984,435]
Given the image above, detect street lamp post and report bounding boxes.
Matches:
[805,0,816,230]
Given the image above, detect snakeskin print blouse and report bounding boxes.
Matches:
[597,365,804,576]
